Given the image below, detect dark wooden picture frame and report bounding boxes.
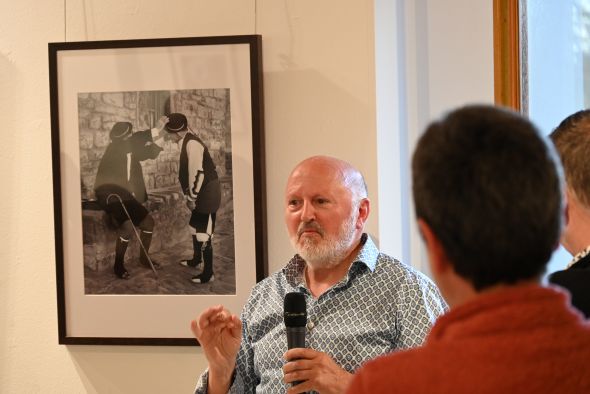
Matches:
[49,35,267,345]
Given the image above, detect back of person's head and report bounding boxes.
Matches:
[550,109,590,208]
[412,105,563,291]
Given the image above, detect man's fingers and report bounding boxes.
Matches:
[284,347,315,361]
[190,319,199,337]
[196,305,226,331]
[284,369,313,393]
[283,358,312,375]
[229,315,242,337]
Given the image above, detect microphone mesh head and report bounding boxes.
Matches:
[284,292,307,327]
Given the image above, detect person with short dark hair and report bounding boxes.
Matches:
[347,105,590,394]
[190,155,447,394]
[94,117,167,279]
[165,113,221,284]
[548,109,590,318]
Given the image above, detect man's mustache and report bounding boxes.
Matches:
[297,222,324,237]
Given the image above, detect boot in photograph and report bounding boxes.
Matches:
[192,242,214,284]
[114,236,130,279]
[180,235,203,268]
[139,230,161,270]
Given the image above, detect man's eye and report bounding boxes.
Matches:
[317,198,329,204]
[288,200,299,206]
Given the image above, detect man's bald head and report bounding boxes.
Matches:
[288,156,368,204]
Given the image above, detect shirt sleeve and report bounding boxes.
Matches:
[149,127,165,145]
[186,139,205,201]
[394,273,448,349]
[130,128,163,161]
[193,369,209,394]
[229,306,259,393]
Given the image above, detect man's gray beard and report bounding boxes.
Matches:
[292,211,358,269]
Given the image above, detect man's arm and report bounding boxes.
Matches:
[193,306,259,394]
[151,115,169,142]
[395,274,447,349]
[130,119,165,161]
[186,139,205,201]
[191,305,242,394]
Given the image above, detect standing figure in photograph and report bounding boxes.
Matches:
[94,118,167,279]
[165,112,221,284]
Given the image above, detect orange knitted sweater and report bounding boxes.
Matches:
[347,285,590,394]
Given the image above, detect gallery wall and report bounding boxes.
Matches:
[0,0,492,392]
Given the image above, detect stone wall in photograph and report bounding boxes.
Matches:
[78,89,232,201]
[78,89,234,275]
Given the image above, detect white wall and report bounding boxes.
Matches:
[412,0,494,270]
[0,0,492,392]
[375,0,494,273]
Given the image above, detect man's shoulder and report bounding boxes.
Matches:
[549,267,590,286]
[185,133,206,146]
[368,252,447,311]
[243,270,288,309]
[373,252,435,287]
[250,269,285,290]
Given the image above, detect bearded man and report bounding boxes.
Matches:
[190,155,447,394]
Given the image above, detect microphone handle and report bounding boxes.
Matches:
[286,326,306,388]
[286,326,306,349]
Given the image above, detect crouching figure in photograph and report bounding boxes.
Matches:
[165,112,221,284]
[94,118,167,279]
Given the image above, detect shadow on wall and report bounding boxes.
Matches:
[0,53,17,386]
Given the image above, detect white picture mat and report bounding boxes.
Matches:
[56,43,258,338]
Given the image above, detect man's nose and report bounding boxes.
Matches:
[300,201,315,222]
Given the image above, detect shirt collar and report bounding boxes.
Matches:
[283,233,380,287]
[568,245,590,268]
[354,233,380,272]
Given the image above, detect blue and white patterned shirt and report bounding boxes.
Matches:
[195,234,447,393]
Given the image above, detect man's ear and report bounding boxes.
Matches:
[355,198,370,229]
[417,218,450,275]
[564,188,571,226]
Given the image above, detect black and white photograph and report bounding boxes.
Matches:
[80,88,235,295]
[49,35,266,345]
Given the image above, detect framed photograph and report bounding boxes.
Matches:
[48,35,267,345]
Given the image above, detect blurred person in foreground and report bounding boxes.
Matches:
[548,109,590,318]
[191,155,447,394]
[347,105,590,394]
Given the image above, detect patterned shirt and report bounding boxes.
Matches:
[194,234,447,393]
[567,245,590,268]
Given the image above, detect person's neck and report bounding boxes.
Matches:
[305,238,363,298]
[564,202,590,256]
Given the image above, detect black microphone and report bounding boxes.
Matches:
[284,291,307,349]
[284,292,307,387]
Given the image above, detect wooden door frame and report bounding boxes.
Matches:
[493,0,521,111]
